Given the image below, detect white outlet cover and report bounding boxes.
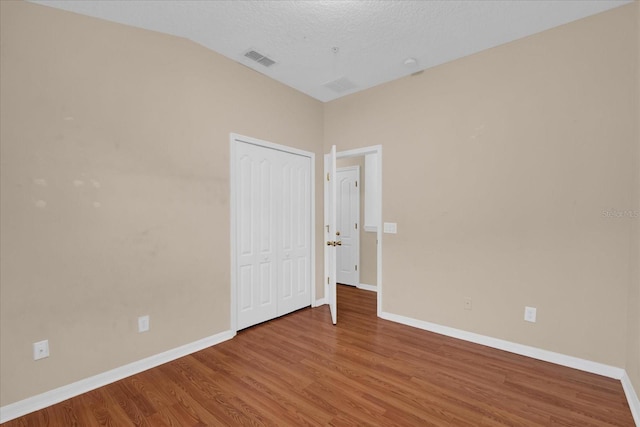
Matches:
[33,340,49,360]
[524,306,537,323]
[138,315,150,332]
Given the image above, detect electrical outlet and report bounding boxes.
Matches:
[138,315,150,333]
[33,340,49,360]
[464,298,472,311]
[524,306,537,323]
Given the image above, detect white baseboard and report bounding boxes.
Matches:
[0,330,235,424]
[379,311,624,379]
[379,311,640,423]
[4,314,637,425]
[380,311,640,422]
[622,371,640,426]
[357,283,377,292]
[314,297,326,306]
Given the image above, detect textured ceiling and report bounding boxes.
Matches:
[30,0,630,102]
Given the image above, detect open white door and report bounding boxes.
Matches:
[324,145,337,324]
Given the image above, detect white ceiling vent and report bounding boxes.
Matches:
[244,49,276,67]
[323,77,357,93]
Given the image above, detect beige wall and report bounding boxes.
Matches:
[0,1,323,406]
[2,0,639,411]
[336,156,377,286]
[628,125,640,403]
[627,0,640,399]
[326,4,638,369]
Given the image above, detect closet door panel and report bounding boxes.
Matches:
[278,153,311,316]
[235,140,312,329]
[236,143,277,330]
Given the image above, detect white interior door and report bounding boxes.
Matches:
[324,145,337,324]
[336,167,360,286]
[235,141,312,330]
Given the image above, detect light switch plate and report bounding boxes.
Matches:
[383,222,397,234]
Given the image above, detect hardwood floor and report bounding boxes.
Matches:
[4,285,634,426]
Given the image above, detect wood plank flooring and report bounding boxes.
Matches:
[4,285,635,426]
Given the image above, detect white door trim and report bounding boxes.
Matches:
[230,133,316,333]
[334,145,382,317]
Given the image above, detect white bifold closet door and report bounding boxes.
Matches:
[236,142,311,330]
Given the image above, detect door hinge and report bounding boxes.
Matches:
[355,265,358,271]
[327,277,330,284]
[326,224,330,233]
[327,173,330,181]
[355,180,358,188]
[355,223,358,230]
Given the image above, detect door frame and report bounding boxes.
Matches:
[336,165,360,287]
[327,145,383,317]
[229,133,316,333]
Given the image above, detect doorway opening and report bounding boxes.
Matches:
[335,164,360,288]
[325,145,382,322]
